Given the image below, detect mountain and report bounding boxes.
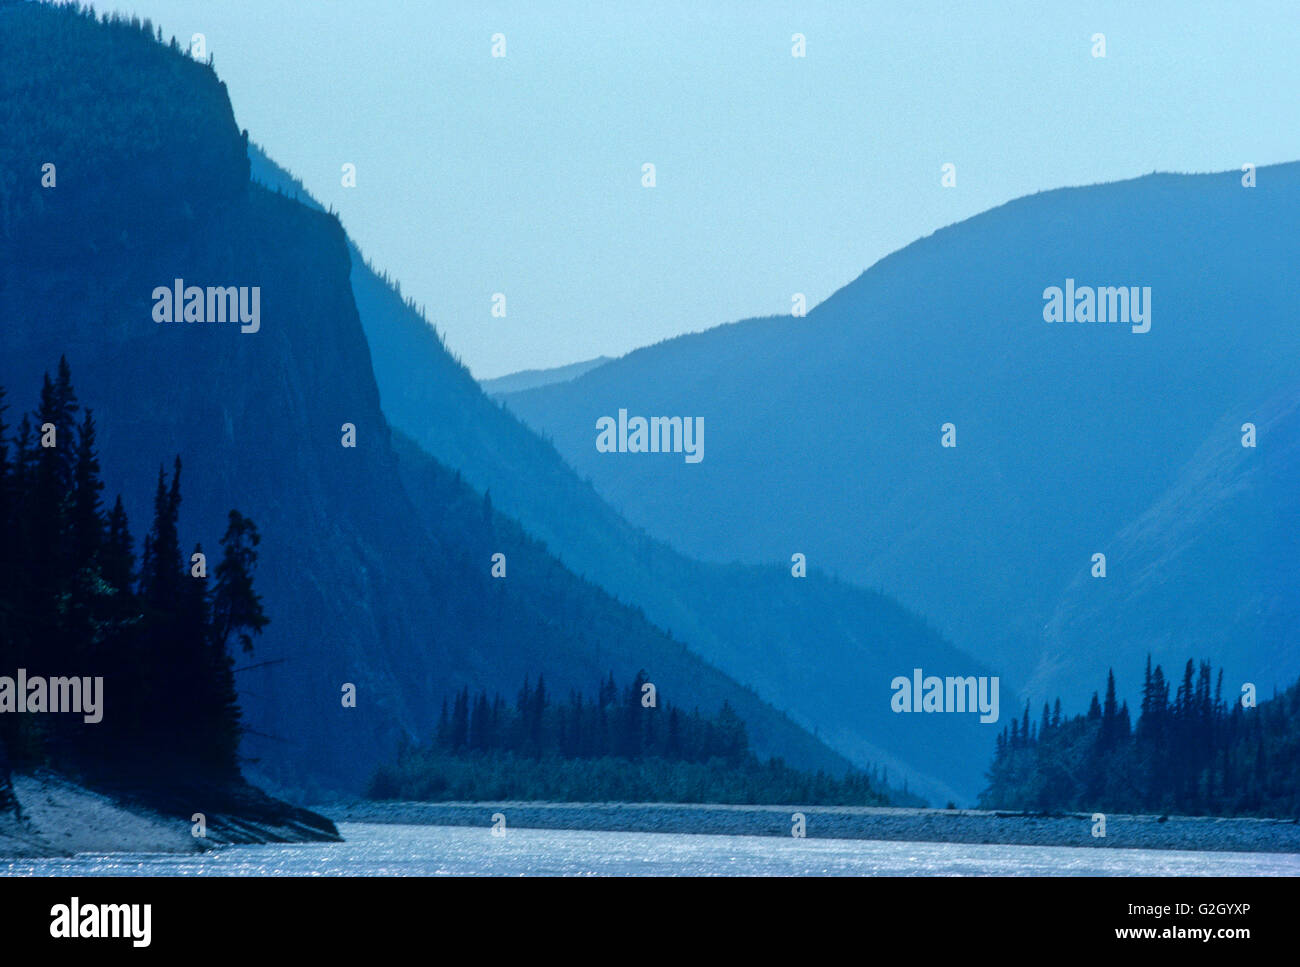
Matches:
[499,165,1300,711]
[0,3,858,798]
[1031,387,1300,703]
[247,156,1001,805]
[480,357,613,396]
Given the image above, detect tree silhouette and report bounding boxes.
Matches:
[0,364,269,780]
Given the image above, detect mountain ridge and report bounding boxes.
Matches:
[500,161,1300,715]
[480,356,614,396]
[0,2,865,799]
[247,149,1002,805]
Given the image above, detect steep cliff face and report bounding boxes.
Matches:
[3,170,433,789]
[0,4,852,795]
[0,4,247,256]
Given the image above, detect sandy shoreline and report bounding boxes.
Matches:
[0,771,338,859]
[324,800,1300,854]
[0,773,196,858]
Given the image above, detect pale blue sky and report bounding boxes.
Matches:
[104,1,1300,377]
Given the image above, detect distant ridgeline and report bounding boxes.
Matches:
[0,360,268,784]
[370,671,916,807]
[980,658,1300,818]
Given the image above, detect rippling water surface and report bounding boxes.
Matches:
[5,823,1299,876]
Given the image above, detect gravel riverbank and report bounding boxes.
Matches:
[325,800,1300,853]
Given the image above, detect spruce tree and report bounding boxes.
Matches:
[141,462,182,609]
[1101,669,1119,748]
[69,408,104,565]
[207,511,269,774]
[451,688,469,750]
[436,699,450,749]
[210,509,269,655]
[102,496,136,593]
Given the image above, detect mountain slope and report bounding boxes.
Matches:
[0,3,858,796]
[1031,384,1300,703]
[247,152,1002,805]
[500,165,1300,710]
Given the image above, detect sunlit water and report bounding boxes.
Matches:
[5,823,1299,876]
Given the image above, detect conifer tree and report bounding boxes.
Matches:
[102,495,136,593]
[1087,692,1102,720]
[141,463,182,608]
[69,408,103,565]
[451,688,469,751]
[1100,669,1119,748]
[210,510,268,655]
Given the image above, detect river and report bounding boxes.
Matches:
[5,823,1299,876]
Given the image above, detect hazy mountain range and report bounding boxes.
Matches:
[8,2,1283,809]
[498,166,1300,714]
[247,149,995,805]
[1,3,883,800]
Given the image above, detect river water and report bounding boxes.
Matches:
[5,823,1299,876]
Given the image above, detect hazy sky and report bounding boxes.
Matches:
[104,1,1300,378]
